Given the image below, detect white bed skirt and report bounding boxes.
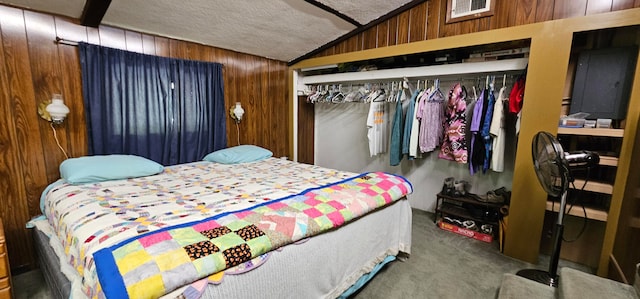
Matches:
[191,198,412,299]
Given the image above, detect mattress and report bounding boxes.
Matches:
[34,158,413,298]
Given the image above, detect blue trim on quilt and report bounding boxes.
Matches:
[94,249,128,299]
[40,179,65,214]
[381,172,413,193]
[94,171,412,298]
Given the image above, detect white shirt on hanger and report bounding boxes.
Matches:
[410,88,430,158]
[367,100,388,156]
[490,86,507,172]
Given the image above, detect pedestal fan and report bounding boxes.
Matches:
[516,131,599,287]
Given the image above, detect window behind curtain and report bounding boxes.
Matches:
[79,43,227,165]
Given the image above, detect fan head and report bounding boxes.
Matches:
[531,131,570,197]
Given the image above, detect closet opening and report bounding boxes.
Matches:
[295,39,532,215]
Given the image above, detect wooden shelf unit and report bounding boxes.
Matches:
[570,179,614,194]
[546,125,614,222]
[546,200,608,222]
[557,127,621,197]
[557,127,624,138]
[598,156,618,167]
[435,193,504,233]
[554,51,636,273]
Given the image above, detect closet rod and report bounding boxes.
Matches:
[55,37,79,46]
[300,58,528,85]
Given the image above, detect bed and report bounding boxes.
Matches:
[31,154,413,299]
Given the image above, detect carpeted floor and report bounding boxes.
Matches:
[350,209,592,298]
[12,209,591,298]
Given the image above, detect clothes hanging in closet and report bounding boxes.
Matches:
[490,86,507,172]
[509,76,526,134]
[508,76,526,114]
[408,87,426,158]
[481,86,495,173]
[464,87,477,160]
[469,88,487,174]
[366,99,388,157]
[439,83,467,163]
[402,89,417,158]
[390,89,408,166]
[419,83,445,153]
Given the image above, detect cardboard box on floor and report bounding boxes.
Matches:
[438,219,493,243]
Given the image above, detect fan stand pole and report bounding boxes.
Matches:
[516,190,567,287]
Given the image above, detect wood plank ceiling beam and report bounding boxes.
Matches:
[80,0,112,28]
[304,0,362,27]
[290,0,428,65]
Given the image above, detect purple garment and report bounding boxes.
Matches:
[470,90,484,131]
[416,89,429,151]
[416,89,429,123]
[419,89,445,153]
[469,89,485,175]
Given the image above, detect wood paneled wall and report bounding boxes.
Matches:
[0,5,289,271]
[313,0,640,58]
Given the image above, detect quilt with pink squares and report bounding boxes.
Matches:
[41,158,412,299]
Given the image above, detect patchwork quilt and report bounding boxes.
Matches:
[42,158,412,299]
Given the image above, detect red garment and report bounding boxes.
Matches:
[509,77,526,113]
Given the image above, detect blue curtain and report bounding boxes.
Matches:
[79,43,226,165]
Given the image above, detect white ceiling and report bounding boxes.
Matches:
[0,0,414,62]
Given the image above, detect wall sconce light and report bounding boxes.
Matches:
[38,94,70,124]
[230,102,245,123]
[37,94,71,159]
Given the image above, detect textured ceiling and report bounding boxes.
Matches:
[317,0,409,24]
[0,0,414,62]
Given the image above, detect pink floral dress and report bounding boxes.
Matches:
[438,83,468,163]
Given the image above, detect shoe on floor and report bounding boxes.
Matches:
[476,189,507,204]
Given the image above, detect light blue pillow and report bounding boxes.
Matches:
[203,145,273,164]
[60,155,164,184]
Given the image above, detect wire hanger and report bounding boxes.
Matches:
[490,75,495,91]
[332,84,345,103]
[428,78,445,102]
[403,77,415,95]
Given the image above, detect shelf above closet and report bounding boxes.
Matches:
[546,200,608,222]
[299,58,529,85]
[557,127,624,137]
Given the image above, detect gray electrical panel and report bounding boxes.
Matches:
[569,46,638,120]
